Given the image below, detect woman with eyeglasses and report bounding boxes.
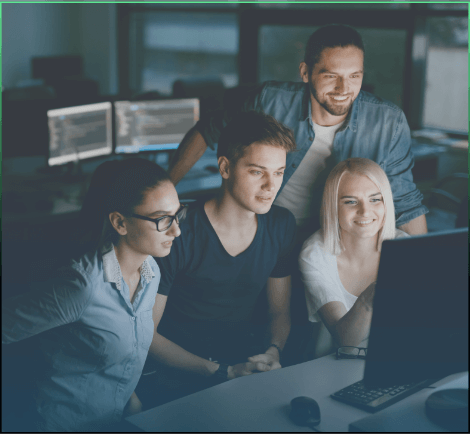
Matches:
[299,158,409,358]
[2,158,184,432]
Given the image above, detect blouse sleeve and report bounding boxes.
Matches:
[299,232,346,319]
[2,265,94,344]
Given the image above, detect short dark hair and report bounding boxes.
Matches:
[78,158,171,253]
[304,25,365,71]
[217,111,296,165]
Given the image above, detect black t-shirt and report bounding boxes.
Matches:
[156,202,297,324]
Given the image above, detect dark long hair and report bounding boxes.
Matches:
[76,158,171,255]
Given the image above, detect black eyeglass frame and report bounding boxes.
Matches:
[336,346,368,360]
[132,204,187,232]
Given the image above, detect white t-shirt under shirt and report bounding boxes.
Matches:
[299,228,409,357]
[274,120,345,228]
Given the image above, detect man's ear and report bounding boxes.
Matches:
[109,212,128,236]
[218,156,231,180]
[299,62,309,83]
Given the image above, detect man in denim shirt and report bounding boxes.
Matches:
[169,24,428,237]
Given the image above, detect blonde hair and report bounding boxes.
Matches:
[321,158,396,255]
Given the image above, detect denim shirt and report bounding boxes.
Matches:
[196,81,428,227]
[2,245,160,432]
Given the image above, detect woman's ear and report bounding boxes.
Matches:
[218,156,231,180]
[109,212,128,236]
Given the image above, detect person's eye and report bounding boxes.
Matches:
[158,216,173,227]
[251,171,262,175]
[371,198,383,202]
[275,171,284,176]
[344,200,356,205]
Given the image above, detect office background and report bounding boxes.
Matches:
[2,1,468,245]
[1,4,468,430]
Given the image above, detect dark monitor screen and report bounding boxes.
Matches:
[364,228,469,388]
[114,98,199,154]
[47,102,113,166]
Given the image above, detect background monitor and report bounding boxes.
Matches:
[363,228,469,388]
[47,102,113,166]
[114,98,199,154]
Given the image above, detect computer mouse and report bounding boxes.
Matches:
[290,396,321,428]
[425,389,468,432]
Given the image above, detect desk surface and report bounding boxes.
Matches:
[126,353,467,432]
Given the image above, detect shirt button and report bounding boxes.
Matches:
[131,317,136,321]
[309,137,313,141]
[292,163,297,168]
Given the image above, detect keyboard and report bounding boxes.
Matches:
[331,379,436,413]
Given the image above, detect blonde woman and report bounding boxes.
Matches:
[299,158,408,357]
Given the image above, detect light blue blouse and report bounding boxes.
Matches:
[2,245,160,432]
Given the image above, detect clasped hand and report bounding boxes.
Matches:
[228,352,281,380]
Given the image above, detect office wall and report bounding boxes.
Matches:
[2,3,117,95]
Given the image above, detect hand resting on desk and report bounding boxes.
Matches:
[228,359,272,380]
[247,352,281,371]
[227,348,282,379]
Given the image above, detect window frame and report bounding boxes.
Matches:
[117,3,467,135]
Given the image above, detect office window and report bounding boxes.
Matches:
[259,26,407,108]
[254,1,410,9]
[130,12,239,95]
[422,16,468,132]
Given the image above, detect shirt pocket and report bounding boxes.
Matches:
[139,309,155,350]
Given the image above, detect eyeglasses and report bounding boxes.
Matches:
[336,346,368,360]
[132,205,187,232]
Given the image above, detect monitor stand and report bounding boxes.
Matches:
[425,388,468,432]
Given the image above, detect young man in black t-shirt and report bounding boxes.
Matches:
[138,111,297,408]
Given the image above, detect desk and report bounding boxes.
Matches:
[126,353,467,432]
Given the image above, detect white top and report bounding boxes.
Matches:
[299,228,409,358]
[299,228,409,322]
[274,120,344,227]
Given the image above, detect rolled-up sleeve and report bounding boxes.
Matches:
[385,111,429,227]
[2,266,92,344]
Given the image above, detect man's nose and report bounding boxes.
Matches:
[335,77,349,94]
[262,175,276,191]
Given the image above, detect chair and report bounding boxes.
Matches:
[425,173,468,232]
[2,239,82,431]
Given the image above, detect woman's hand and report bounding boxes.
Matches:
[123,391,143,417]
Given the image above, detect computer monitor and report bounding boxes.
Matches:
[114,98,199,154]
[363,228,468,389]
[47,102,113,166]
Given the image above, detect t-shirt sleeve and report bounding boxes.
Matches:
[270,209,297,278]
[2,265,92,344]
[155,235,186,296]
[298,234,345,318]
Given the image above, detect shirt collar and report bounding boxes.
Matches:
[300,83,359,133]
[101,243,156,292]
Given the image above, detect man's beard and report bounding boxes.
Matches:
[308,80,354,117]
